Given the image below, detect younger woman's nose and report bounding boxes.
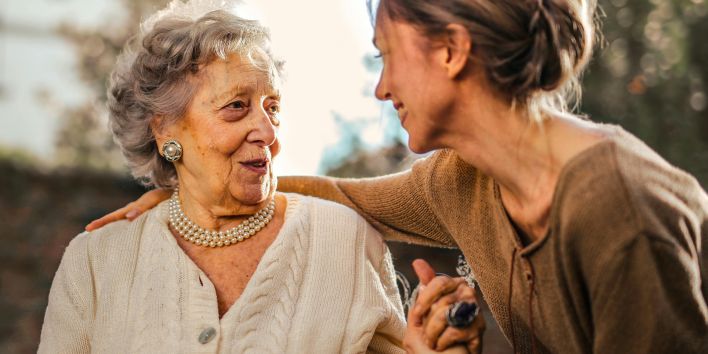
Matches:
[374,73,392,101]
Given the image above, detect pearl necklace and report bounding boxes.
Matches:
[168,189,275,248]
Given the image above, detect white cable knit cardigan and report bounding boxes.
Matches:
[38,194,406,353]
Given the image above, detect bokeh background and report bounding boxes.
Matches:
[1,0,707,353]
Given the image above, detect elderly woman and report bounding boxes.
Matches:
[38,2,480,353]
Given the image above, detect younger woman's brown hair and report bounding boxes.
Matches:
[371,0,598,121]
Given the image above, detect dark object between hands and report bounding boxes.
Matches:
[446,301,479,328]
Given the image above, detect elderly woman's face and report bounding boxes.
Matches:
[161,52,281,207]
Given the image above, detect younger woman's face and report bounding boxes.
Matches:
[373,12,456,153]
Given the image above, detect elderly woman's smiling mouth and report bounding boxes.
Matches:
[239,154,270,174]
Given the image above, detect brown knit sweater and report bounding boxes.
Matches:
[279,126,708,353]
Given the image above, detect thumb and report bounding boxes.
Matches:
[412,259,436,286]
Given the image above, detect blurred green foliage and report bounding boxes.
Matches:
[50,0,170,171]
[0,144,42,168]
[583,0,708,185]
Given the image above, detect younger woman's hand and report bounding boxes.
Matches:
[403,319,469,354]
[85,188,172,231]
[405,259,485,353]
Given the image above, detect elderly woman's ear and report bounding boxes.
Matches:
[150,115,168,144]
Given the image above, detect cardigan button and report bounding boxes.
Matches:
[198,327,217,344]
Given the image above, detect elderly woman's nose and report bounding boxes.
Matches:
[246,109,277,147]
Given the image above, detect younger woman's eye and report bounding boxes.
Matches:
[373,51,383,59]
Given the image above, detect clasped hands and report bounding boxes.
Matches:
[404,259,485,354]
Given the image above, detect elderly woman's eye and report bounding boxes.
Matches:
[268,104,280,114]
[227,100,248,110]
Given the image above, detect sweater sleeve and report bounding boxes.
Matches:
[363,224,407,354]
[38,234,94,354]
[278,151,456,247]
[590,232,708,354]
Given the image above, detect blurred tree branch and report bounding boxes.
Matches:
[51,0,169,171]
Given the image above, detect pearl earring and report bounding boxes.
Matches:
[162,140,183,162]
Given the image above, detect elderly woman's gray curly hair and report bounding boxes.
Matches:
[107,1,284,188]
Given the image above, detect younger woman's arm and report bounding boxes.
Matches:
[87,152,459,247]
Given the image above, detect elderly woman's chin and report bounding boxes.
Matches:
[228,166,277,205]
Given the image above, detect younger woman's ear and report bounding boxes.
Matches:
[443,24,472,79]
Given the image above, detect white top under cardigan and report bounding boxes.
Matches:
[38,194,406,353]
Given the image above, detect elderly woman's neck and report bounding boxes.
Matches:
[177,187,270,230]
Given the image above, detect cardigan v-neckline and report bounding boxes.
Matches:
[155,194,300,323]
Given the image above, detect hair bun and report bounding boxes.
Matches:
[490,0,591,101]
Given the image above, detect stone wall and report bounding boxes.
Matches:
[0,161,145,353]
